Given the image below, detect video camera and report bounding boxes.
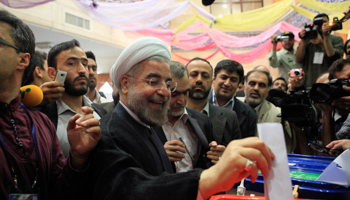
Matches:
[276,78,350,127]
[309,78,350,104]
[280,89,318,127]
[275,36,290,42]
[300,16,344,40]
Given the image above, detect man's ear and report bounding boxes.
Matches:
[34,66,43,78]
[120,74,130,94]
[17,52,30,71]
[47,67,57,81]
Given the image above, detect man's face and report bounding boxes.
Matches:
[281,37,294,51]
[213,69,240,102]
[168,76,190,117]
[315,16,329,31]
[87,58,97,89]
[245,71,269,108]
[272,79,287,92]
[0,22,19,80]
[346,42,350,55]
[55,47,89,96]
[127,59,171,126]
[187,60,212,100]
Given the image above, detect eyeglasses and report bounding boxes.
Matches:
[138,77,176,93]
[308,142,342,156]
[0,36,21,52]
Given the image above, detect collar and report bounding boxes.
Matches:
[92,89,104,103]
[0,94,21,113]
[254,101,264,114]
[57,96,93,115]
[166,108,189,127]
[201,101,210,116]
[280,48,295,55]
[119,101,150,128]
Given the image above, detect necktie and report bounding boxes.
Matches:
[149,127,174,173]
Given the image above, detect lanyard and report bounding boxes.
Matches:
[0,103,39,190]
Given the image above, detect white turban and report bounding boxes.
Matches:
[110,37,171,90]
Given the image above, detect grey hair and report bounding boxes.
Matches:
[170,61,189,79]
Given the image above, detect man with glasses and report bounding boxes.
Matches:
[0,9,101,200]
[154,61,225,173]
[38,40,106,157]
[88,37,275,200]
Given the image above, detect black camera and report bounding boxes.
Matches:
[309,78,350,104]
[301,24,318,40]
[329,17,342,31]
[275,36,289,42]
[280,89,317,127]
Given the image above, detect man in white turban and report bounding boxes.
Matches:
[89,37,274,200]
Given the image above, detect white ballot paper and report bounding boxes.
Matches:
[258,123,294,200]
[317,149,350,187]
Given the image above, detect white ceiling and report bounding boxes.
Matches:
[27,23,123,74]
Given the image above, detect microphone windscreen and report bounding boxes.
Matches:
[20,85,43,108]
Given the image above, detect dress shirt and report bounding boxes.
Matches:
[211,89,235,109]
[162,109,199,172]
[92,89,109,104]
[269,48,300,81]
[201,101,210,116]
[56,96,101,156]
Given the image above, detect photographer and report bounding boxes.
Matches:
[269,31,301,81]
[317,59,350,147]
[296,13,344,88]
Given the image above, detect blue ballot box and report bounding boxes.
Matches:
[242,154,350,199]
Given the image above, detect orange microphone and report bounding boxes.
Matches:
[19,85,44,108]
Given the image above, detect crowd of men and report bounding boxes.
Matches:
[1,8,350,200]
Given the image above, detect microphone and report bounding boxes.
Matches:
[20,85,44,108]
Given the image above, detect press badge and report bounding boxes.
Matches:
[313,52,324,64]
[9,194,38,200]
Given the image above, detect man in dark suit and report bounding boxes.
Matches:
[186,58,241,145]
[208,59,257,138]
[89,37,275,200]
[37,40,106,156]
[155,61,224,173]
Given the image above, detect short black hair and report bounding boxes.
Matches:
[214,59,244,82]
[245,69,273,88]
[0,9,35,58]
[314,13,329,21]
[85,51,96,62]
[328,58,350,80]
[48,39,81,69]
[186,57,213,72]
[273,77,287,85]
[22,51,47,86]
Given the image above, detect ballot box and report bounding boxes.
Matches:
[239,154,350,199]
[210,194,317,200]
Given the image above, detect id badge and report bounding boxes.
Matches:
[313,52,324,64]
[9,194,38,200]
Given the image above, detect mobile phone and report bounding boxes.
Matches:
[54,70,67,83]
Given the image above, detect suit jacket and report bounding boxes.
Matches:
[208,104,241,146]
[208,90,257,138]
[89,103,201,200]
[154,108,213,171]
[257,100,296,153]
[36,101,107,128]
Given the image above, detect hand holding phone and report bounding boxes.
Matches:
[54,70,67,83]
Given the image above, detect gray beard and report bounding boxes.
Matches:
[127,86,169,126]
[246,96,262,107]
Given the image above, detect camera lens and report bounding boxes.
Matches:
[310,83,332,104]
[294,71,300,76]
